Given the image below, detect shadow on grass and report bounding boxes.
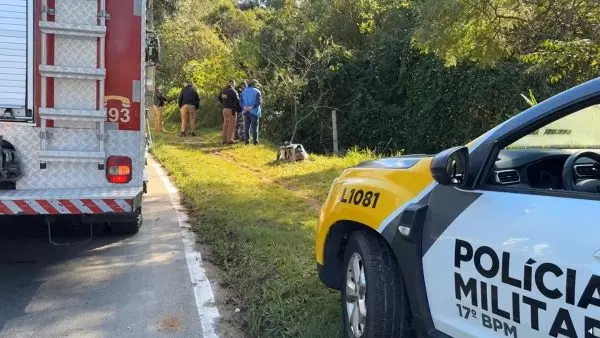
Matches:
[155,131,250,156]
[283,167,345,202]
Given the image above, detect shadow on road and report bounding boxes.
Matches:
[0,216,128,333]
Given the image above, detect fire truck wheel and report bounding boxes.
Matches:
[341,231,412,338]
[111,209,143,235]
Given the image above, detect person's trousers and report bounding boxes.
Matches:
[244,113,259,142]
[222,108,236,143]
[153,105,164,132]
[234,113,245,140]
[180,104,197,133]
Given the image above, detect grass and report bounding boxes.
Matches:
[152,129,377,337]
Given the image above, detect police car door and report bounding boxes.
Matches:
[421,101,600,338]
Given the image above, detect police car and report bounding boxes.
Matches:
[316,78,600,337]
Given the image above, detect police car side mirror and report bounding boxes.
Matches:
[430,146,469,186]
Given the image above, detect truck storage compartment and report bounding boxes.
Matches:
[0,0,33,121]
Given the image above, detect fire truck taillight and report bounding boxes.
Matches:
[106,156,132,184]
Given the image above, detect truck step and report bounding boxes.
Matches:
[39,21,106,38]
[39,65,106,80]
[39,108,106,122]
[39,150,105,163]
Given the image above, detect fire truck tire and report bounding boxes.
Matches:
[340,231,412,338]
[110,209,143,235]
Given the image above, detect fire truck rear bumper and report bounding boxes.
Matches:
[0,187,143,216]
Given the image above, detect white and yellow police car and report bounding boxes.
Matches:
[316,77,600,337]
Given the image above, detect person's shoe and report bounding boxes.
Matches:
[253,141,259,146]
[190,132,196,137]
[227,140,237,145]
[178,132,186,137]
[245,140,250,145]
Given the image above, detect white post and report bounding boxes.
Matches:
[332,110,339,156]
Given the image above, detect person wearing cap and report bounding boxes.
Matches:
[241,79,263,145]
[177,81,200,137]
[218,79,241,144]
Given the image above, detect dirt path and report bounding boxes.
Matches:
[210,150,323,212]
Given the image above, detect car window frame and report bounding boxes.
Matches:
[474,95,600,202]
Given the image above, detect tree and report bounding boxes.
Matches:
[411,0,600,83]
[152,0,178,27]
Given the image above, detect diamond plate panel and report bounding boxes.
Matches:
[47,128,98,152]
[52,120,97,129]
[55,36,97,68]
[0,124,144,189]
[55,0,98,25]
[55,79,96,110]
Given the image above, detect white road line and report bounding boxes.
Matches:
[150,156,221,338]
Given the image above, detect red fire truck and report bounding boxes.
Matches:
[0,0,159,237]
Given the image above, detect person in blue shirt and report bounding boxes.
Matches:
[240,79,263,145]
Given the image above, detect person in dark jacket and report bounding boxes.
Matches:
[153,85,167,132]
[177,81,200,137]
[234,81,247,141]
[218,80,241,144]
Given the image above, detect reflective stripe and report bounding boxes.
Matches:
[114,199,131,212]
[102,199,124,213]
[36,200,59,214]
[0,199,134,215]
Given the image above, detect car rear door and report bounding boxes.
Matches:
[422,185,600,338]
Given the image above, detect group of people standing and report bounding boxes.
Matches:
[219,79,262,145]
[151,79,263,146]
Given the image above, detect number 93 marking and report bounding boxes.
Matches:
[340,188,381,209]
[107,107,131,123]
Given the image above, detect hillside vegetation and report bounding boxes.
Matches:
[153,0,599,155]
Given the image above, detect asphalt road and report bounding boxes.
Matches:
[0,162,210,337]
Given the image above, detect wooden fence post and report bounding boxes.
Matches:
[332,110,339,156]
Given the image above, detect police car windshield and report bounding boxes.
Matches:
[508,104,600,149]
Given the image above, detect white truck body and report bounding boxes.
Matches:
[0,0,150,218]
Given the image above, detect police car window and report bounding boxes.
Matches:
[508,104,600,150]
[490,104,600,192]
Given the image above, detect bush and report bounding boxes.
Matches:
[259,42,566,155]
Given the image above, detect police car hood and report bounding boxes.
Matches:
[353,154,433,170]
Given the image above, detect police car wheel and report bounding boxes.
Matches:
[341,231,412,338]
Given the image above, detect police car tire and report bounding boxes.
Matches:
[341,231,412,338]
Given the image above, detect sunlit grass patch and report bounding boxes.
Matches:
[153,129,377,337]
